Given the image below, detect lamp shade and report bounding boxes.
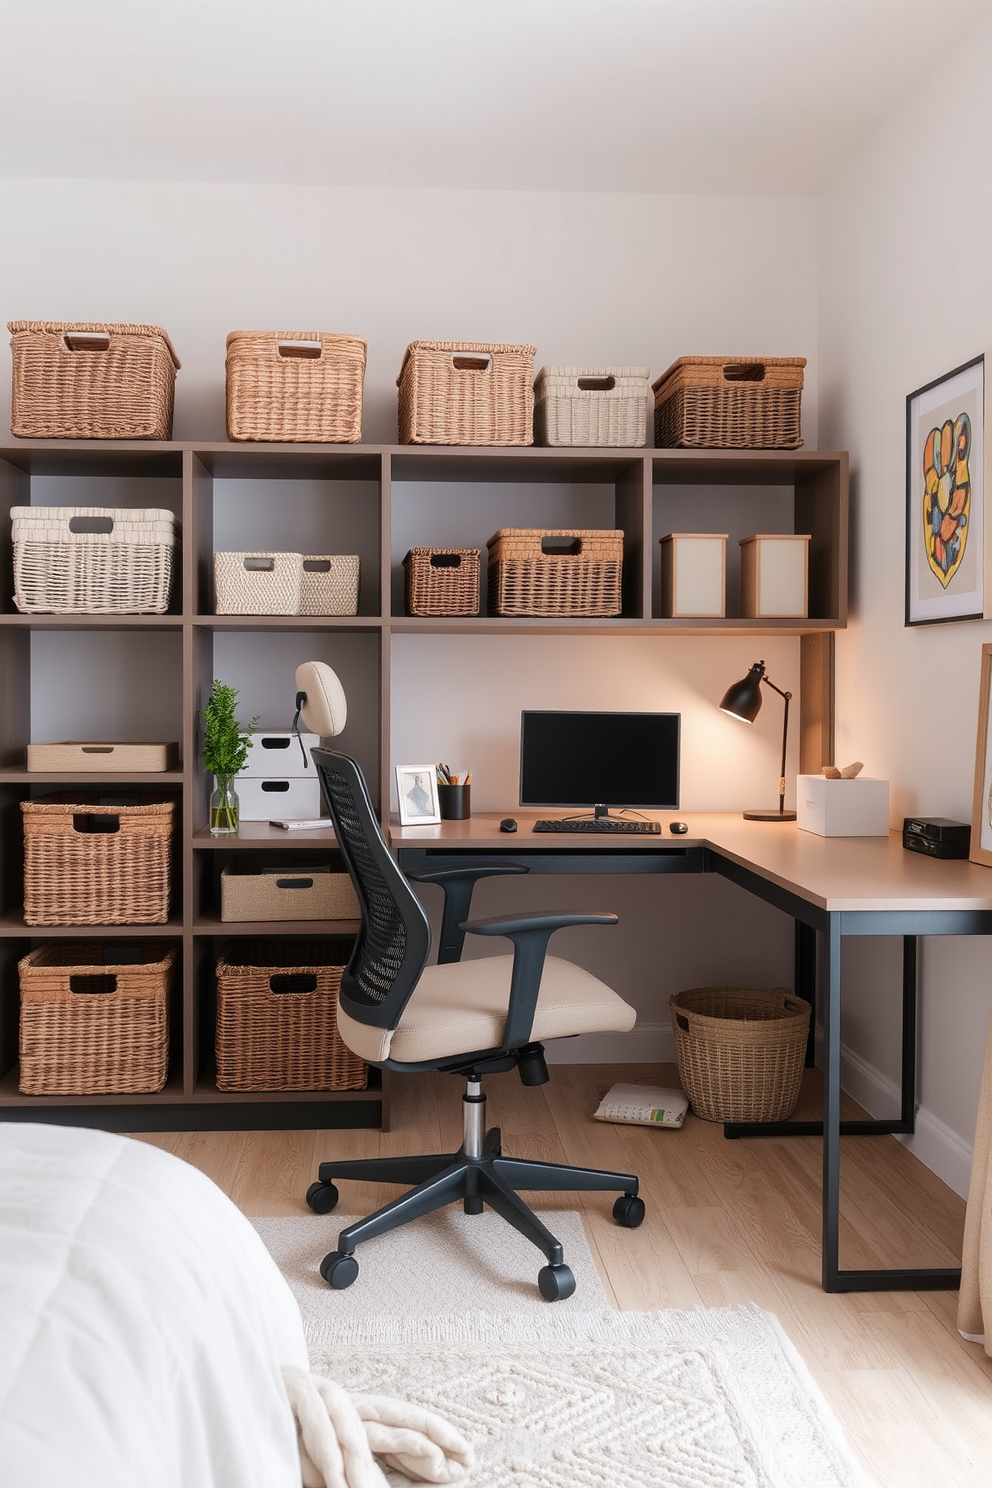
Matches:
[719,662,765,723]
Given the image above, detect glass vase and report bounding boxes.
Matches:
[209,774,240,836]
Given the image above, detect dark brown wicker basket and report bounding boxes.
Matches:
[404,548,481,616]
[8,321,180,439]
[21,794,175,925]
[18,942,174,1095]
[652,356,805,450]
[215,939,367,1092]
[670,986,810,1122]
[487,528,623,617]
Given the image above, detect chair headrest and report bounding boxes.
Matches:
[294,661,347,737]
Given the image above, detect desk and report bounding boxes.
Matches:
[392,811,992,1293]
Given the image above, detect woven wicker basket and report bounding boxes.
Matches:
[670,986,810,1123]
[299,554,360,616]
[8,321,180,439]
[215,940,367,1092]
[12,506,178,615]
[487,528,623,617]
[534,366,650,447]
[214,551,303,615]
[225,331,367,443]
[652,357,806,450]
[404,548,481,616]
[22,794,175,926]
[397,341,536,446]
[18,942,175,1095]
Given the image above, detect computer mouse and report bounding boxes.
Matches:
[669,820,689,834]
[499,817,518,833]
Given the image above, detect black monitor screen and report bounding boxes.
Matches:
[519,711,680,810]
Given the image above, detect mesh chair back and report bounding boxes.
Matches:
[313,750,430,1030]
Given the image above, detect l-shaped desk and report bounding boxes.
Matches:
[392,811,992,1294]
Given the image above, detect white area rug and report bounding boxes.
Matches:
[309,1307,876,1488]
[251,1209,608,1346]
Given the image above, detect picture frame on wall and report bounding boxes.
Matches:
[906,354,985,625]
[970,643,992,866]
[395,764,441,825]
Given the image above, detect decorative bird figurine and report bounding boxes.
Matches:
[822,761,864,779]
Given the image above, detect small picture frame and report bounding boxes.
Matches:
[970,643,992,866]
[906,354,985,626]
[395,765,441,826]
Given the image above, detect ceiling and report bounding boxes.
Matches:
[0,0,984,195]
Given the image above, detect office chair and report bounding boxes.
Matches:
[305,747,644,1301]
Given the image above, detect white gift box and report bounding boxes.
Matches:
[242,730,318,777]
[796,775,890,837]
[236,775,322,821]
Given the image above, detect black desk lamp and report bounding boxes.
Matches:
[719,660,796,821]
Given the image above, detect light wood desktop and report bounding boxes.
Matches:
[392,812,992,1292]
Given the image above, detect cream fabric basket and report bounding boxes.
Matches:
[534,366,650,447]
[11,506,178,614]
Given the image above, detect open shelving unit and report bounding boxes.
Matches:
[0,438,848,1131]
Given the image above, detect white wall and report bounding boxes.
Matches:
[0,175,819,1060]
[818,11,992,1194]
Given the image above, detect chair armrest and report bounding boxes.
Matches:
[462,910,618,1047]
[407,863,531,965]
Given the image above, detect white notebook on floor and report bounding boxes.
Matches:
[593,1083,689,1128]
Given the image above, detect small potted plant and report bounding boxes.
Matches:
[201,680,258,836]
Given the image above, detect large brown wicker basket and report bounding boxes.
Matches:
[8,321,180,439]
[215,939,367,1091]
[670,986,810,1123]
[22,794,176,925]
[652,356,806,450]
[397,341,536,446]
[225,331,367,443]
[487,528,623,617]
[404,548,481,616]
[18,942,174,1095]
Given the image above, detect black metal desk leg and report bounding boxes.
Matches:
[822,914,843,1291]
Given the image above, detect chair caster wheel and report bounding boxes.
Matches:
[320,1250,359,1289]
[538,1262,576,1301]
[306,1181,339,1215]
[613,1194,645,1228]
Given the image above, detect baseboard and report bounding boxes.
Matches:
[546,1023,675,1065]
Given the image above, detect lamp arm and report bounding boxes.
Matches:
[761,679,793,815]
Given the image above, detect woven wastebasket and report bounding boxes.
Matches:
[670,986,810,1122]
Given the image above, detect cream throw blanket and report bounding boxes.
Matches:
[958,1003,992,1352]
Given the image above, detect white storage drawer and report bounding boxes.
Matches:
[242,731,318,777]
[236,776,322,821]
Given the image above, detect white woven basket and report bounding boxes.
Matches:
[11,506,178,614]
[299,555,360,616]
[533,366,650,447]
[213,552,303,615]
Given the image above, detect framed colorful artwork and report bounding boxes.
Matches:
[971,643,992,866]
[906,355,985,625]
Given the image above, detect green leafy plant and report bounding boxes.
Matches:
[201,680,258,778]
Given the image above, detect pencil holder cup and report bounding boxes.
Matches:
[437,784,471,820]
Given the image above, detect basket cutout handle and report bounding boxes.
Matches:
[722,362,766,383]
[259,736,291,750]
[261,780,290,792]
[451,354,491,372]
[269,972,317,995]
[64,331,110,352]
[69,516,114,535]
[70,973,117,995]
[541,535,582,556]
[577,375,615,392]
[243,556,275,570]
[675,1013,690,1031]
[81,745,115,753]
[278,340,322,359]
[430,552,462,568]
[72,813,120,833]
[302,559,331,573]
[275,877,314,890]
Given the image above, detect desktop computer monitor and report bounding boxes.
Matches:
[519,710,680,816]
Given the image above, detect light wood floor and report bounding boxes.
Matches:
[138,1064,992,1488]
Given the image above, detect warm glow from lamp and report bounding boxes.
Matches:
[719,660,796,821]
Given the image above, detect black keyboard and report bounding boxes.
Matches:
[532,818,662,835]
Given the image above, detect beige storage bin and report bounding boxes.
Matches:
[12,505,178,615]
[487,528,623,617]
[671,986,810,1123]
[18,942,175,1096]
[299,554,360,616]
[652,356,806,450]
[225,330,367,443]
[659,533,727,618]
[397,341,536,446]
[220,854,359,922]
[534,366,650,447]
[26,741,179,772]
[740,534,810,617]
[213,551,303,615]
[8,320,180,440]
[404,548,481,616]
